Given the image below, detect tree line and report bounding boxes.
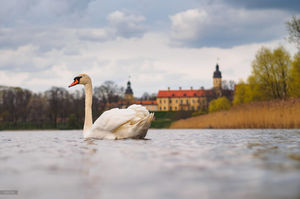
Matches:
[233,46,300,104]
[0,81,128,130]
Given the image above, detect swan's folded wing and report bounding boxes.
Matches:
[91,108,136,132]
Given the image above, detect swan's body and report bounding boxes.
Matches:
[69,74,153,139]
[86,104,153,139]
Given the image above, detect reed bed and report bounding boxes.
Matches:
[170,98,300,129]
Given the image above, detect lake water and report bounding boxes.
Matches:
[0,129,300,199]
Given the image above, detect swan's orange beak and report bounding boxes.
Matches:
[69,79,79,87]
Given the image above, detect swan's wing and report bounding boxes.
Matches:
[128,104,149,117]
[91,108,137,132]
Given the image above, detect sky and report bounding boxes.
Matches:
[0,0,299,96]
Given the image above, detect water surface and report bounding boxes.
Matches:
[0,129,300,199]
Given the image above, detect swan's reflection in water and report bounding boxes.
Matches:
[0,129,299,199]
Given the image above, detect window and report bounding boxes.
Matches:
[175,106,177,110]
[164,106,166,110]
[180,100,183,104]
[164,100,166,103]
[160,100,162,103]
[170,106,172,111]
[176,100,178,103]
[169,99,172,103]
[186,100,189,104]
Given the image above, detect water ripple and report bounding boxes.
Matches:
[0,129,299,199]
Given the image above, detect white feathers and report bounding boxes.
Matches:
[85,104,153,139]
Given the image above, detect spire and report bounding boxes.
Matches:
[125,80,133,94]
[213,63,222,78]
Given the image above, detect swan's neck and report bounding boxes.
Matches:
[83,82,93,135]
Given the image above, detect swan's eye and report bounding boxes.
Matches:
[74,76,82,82]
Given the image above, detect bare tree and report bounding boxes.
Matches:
[28,93,47,125]
[222,80,235,90]
[0,87,31,123]
[287,16,300,49]
[94,81,124,110]
[45,87,71,128]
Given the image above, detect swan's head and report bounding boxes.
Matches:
[69,74,91,87]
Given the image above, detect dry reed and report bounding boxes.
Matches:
[170,98,300,129]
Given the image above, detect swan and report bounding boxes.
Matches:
[68,74,154,139]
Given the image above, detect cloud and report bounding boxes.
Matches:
[169,6,291,48]
[78,10,148,41]
[0,28,297,96]
[77,28,114,42]
[0,0,94,27]
[170,9,207,41]
[1,0,294,50]
[222,0,300,12]
[0,27,78,52]
[107,10,146,38]
[0,9,147,52]
[0,45,52,72]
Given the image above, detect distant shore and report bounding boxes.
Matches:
[170,98,300,129]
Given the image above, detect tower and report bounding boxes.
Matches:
[213,63,222,89]
[124,80,134,103]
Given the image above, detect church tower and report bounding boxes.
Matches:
[213,63,222,89]
[124,80,134,103]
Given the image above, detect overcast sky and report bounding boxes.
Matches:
[0,0,299,96]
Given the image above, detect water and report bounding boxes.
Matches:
[0,129,300,199]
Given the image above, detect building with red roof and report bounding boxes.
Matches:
[156,88,211,111]
[156,64,228,111]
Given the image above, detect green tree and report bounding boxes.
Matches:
[209,97,231,113]
[233,81,251,105]
[250,46,291,100]
[289,52,300,97]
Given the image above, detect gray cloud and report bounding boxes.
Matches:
[169,6,290,48]
[0,9,147,51]
[222,0,300,12]
[78,11,147,41]
[0,0,94,27]
[107,10,146,38]
[0,0,296,50]
[0,27,76,51]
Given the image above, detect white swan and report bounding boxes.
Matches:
[69,74,154,139]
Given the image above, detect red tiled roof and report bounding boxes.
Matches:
[134,100,157,105]
[157,89,207,98]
